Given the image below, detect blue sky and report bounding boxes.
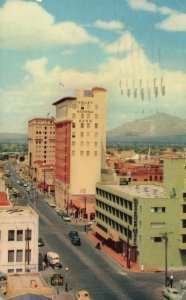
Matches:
[0,0,186,133]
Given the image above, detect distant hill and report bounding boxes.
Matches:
[0,132,27,143]
[107,113,186,145]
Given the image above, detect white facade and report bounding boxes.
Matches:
[54,87,107,209]
[0,206,39,274]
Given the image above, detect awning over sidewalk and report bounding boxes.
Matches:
[93,225,110,240]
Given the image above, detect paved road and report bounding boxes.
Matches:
[6,164,186,300]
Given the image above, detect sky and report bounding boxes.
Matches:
[0,0,186,133]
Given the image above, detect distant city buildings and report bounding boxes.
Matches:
[53,87,107,218]
[28,118,55,170]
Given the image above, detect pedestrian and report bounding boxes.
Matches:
[169,274,174,288]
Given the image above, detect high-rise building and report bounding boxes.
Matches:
[28,118,55,173]
[53,87,107,214]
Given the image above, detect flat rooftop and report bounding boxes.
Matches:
[7,273,53,298]
[108,184,168,199]
[0,206,37,219]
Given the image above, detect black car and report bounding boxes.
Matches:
[38,237,45,247]
[71,236,81,246]
[69,230,79,241]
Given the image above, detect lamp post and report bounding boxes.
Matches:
[65,267,69,292]
[164,232,168,287]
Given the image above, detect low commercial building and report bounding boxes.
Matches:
[94,158,186,271]
[0,206,39,274]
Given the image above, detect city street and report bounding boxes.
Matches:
[7,165,186,300]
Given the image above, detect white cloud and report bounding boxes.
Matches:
[156,13,186,32]
[94,20,124,31]
[128,0,186,32]
[128,0,157,13]
[1,38,186,133]
[103,32,139,54]
[0,0,98,49]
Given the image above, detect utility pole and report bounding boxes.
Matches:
[126,225,130,269]
[164,232,168,287]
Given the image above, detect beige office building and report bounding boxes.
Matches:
[28,118,55,173]
[53,87,107,214]
[0,206,39,274]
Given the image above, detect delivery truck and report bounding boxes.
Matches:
[47,252,60,266]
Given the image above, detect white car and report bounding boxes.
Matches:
[23,183,28,187]
[62,214,71,222]
[88,219,96,226]
[162,287,183,300]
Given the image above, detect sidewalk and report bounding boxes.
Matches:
[86,230,141,272]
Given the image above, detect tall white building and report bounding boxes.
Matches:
[0,206,39,274]
[53,87,107,213]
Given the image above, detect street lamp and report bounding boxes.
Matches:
[65,267,69,292]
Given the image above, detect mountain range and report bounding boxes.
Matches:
[107,113,186,145]
[0,113,185,145]
[0,132,27,143]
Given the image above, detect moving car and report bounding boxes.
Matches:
[75,290,91,300]
[69,231,79,240]
[71,236,81,246]
[62,214,71,222]
[38,237,45,247]
[0,271,7,281]
[162,287,183,300]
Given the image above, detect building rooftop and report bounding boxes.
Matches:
[108,183,168,199]
[52,96,76,106]
[7,273,53,298]
[0,206,38,219]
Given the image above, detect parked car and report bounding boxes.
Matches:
[52,262,62,269]
[162,287,183,300]
[62,214,71,222]
[69,230,79,241]
[38,237,45,247]
[75,290,91,300]
[0,271,7,281]
[71,236,81,246]
[87,219,96,226]
[23,183,28,187]
[57,210,66,217]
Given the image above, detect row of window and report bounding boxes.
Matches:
[72,131,98,138]
[8,249,31,262]
[6,229,32,242]
[96,200,132,224]
[96,212,132,239]
[96,188,133,210]
[72,151,98,156]
[150,207,166,213]
[72,141,98,147]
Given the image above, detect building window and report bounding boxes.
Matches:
[17,230,23,241]
[151,207,165,213]
[81,123,84,128]
[72,113,76,119]
[95,123,98,129]
[182,235,186,243]
[94,151,98,156]
[151,237,164,243]
[72,123,76,128]
[8,269,14,273]
[80,132,84,137]
[72,141,75,146]
[72,132,76,138]
[183,220,186,228]
[8,230,15,241]
[72,151,75,156]
[150,222,165,228]
[0,230,1,241]
[87,123,90,128]
[16,250,23,262]
[86,151,90,156]
[94,142,98,146]
[8,250,14,262]
[16,269,23,273]
[80,151,84,156]
[183,205,186,213]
